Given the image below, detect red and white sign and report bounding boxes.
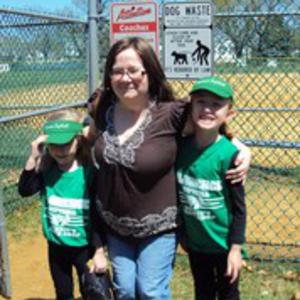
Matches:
[110,2,159,54]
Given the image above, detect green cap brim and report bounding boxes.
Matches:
[43,120,83,145]
[190,76,233,99]
[45,132,78,145]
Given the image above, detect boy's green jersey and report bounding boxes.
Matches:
[41,165,93,247]
[176,135,246,253]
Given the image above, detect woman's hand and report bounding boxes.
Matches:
[90,247,107,274]
[82,120,98,144]
[226,139,251,184]
[25,135,47,170]
[226,244,242,283]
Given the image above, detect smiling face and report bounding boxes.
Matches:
[110,47,150,108]
[47,138,78,170]
[191,90,234,132]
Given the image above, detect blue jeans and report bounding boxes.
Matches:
[107,232,178,300]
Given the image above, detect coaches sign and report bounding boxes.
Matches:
[111,2,159,54]
[163,2,213,79]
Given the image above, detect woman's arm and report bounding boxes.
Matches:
[226,138,251,184]
[89,169,107,274]
[89,204,108,274]
[90,246,108,274]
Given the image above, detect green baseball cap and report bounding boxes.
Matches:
[43,120,83,145]
[190,76,233,99]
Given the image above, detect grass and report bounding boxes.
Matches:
[0,63,86,93]
[5,199,40,240]
[171,254,300,300]
[4,202,300,300]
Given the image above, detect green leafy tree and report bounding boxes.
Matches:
[71,0,110,72]
[215,0,296,59]
[252,14,293,57]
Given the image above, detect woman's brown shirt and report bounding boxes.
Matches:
[93,100,189,238]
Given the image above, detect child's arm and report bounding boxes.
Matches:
[18,169,43,197]
[226,151,247,283]
[18,135,47,197]
[226,138,251,184]
[24,134,47,170]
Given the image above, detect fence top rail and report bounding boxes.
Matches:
[0,101,86,124]
[1,106,299,113]
[0,20,82,29]
[0,7,87,24]
[216,10,300,17]
[237,107,300,112]
[244,139,300,149]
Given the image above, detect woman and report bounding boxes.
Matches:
[88,37,249,300]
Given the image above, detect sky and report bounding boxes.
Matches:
[0,0,84,17]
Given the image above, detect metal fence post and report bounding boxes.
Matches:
[0,174,11,298]
[88,0,100,95]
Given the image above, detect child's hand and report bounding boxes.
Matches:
[31,135,47,159]
[25,135,47,170]
[226,244,242,283]
[226,143,251,184]
[90,247,107,274]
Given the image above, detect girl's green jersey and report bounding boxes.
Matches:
[41,165,93,247]
[176,135,246,253]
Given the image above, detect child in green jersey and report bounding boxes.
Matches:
[18,110,107,300]
[176,77,246,300]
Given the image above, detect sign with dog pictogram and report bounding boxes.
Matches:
[163,1,213,79]
[111,2,159,54]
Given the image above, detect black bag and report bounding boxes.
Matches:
[82,269,115,300]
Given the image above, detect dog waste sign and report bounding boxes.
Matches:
[163,2,213,79]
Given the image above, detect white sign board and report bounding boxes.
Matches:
[163,2,213,79]
[110,2,159,54]
[164,28,211,79]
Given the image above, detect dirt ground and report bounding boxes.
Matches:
[1,232,81,300]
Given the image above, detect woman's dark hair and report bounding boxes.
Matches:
[95,38,175,126]
[87,88,102,119]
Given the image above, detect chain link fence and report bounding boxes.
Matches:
[0,0,299,268]
[0,8,88,117]
[0,7,89,209]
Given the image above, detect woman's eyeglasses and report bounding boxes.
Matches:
[110,68,146,81]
